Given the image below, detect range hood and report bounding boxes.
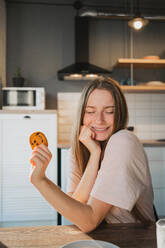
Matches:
[57,16,111,80]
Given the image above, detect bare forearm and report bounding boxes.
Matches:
[33,177,96,232]
[72,151,100,203]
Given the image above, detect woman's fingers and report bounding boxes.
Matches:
[30,159,36,166]
[31,152,47,164]
[79,125,95,141]
[38,143,52,155]
[32,145,52,161]
[29,144,52,184]
[91,130,95,139]
[30,144,52,166]
[80,125,91,138]
[30,155,43,166]
[35,143,52,157]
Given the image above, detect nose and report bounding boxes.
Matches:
[95,112,104,123]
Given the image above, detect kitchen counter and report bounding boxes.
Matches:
[142,139,165,146]
[0,109,57,114]
[0,222,156,248]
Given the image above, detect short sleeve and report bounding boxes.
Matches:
[66,148,82,193]
[91,131,146,211]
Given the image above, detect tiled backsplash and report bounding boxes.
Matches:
[58,92,165,144]
[125,93,165,140]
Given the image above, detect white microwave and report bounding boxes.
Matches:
[2,87,45,110]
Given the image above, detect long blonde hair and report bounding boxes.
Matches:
[71,77,128,174]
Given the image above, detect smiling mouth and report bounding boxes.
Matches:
[92,127,109,132]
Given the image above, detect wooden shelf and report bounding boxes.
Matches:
[114,58,165,68]
[120,85,165,93]
[113,58,165,92]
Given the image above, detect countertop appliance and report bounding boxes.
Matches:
[2,87,45,110]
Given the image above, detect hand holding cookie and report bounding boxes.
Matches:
[29,132,52,184]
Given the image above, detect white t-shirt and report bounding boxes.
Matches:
[67,129,155,223]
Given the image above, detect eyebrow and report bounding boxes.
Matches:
[105,106,115,109]
[86,106,115,109]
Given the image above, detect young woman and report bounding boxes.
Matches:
[30,77,155,233]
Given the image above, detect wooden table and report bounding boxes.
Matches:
[0,222,156,248]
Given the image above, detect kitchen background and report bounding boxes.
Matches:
[4,0,165,108]
[0,0,165,226]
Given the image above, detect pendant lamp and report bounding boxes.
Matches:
[128,0,149,30]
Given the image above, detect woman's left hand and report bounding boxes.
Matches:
[29,143,52,185]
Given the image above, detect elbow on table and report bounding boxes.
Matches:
[76,204,104,233]
[79,224,97,233]
[77,218,99,233]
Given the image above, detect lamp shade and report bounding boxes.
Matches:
[128,17,149,30]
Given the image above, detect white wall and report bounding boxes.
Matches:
[126,93,165,140]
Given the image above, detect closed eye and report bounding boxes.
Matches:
[85,111,95,114]
[105,111,114,114]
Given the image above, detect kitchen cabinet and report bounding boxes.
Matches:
[144,146,165,217]
[0,120,2,222]
[0,111,57,227]
[60,148,72,225]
